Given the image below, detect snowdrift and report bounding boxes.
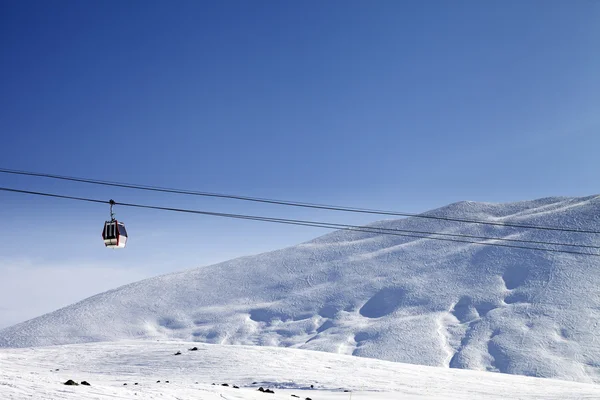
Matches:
[2,340,600,399]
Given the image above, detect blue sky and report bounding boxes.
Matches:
[1,0,599,328]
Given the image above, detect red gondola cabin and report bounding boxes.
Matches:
[102,220,128,248]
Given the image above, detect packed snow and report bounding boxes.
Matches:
[1,196,600,385]
[2,340,600,399]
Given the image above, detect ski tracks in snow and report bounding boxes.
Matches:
[436,311,455,367]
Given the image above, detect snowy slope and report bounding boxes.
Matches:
[2,196,600,384]
[2,340,600,400]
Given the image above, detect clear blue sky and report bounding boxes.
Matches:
[1,0,599,327]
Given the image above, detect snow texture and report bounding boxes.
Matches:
[2,196,600,384]
[2,340,600,399]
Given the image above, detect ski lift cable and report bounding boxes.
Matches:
[0,185,597,249]
[0,167,598,234]
[0,186,598,257]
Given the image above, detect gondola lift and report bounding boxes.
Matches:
[102,199,128,248]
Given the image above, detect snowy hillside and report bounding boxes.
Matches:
[2,196,600,384]
[2,340,600,399]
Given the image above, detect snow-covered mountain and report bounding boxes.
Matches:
[2,196,600,384]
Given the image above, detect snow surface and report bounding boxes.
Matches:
[2,340,600,399]
[2,196,600,384]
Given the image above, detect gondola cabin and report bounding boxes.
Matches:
[102,220,128,248]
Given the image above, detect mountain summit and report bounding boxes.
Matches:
[2,196,600,383]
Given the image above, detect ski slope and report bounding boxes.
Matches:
[2,340,600,400]
[2,196,600,384]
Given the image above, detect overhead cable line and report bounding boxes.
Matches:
[0,167,598,235]
[0,186,598,257]
[0,185,595,250]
